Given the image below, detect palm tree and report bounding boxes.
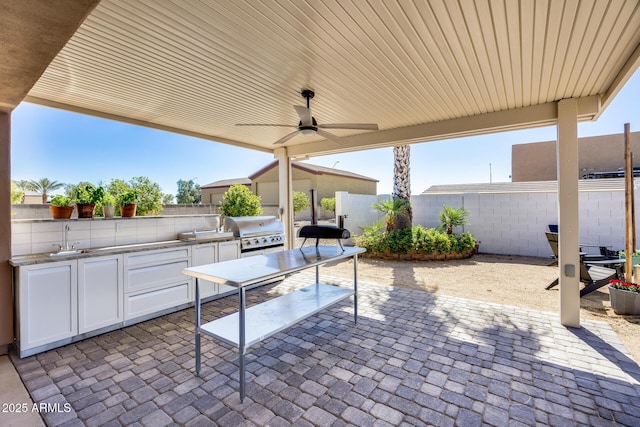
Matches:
[13,180,31,203]
[27,178,64,204]
[392,145,412,230]
[372,197,409,231]
[439,205,469,234]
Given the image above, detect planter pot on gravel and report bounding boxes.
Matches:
[609,285,640,315]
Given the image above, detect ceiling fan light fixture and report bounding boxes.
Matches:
[299,126,317,136]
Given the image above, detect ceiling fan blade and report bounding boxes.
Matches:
[316,129,344,145]
[319,123,379,130]
[235,124,296,127]
[294,105,313,126]
[273,130,300,145]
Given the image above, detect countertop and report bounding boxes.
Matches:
[10,235,238,267]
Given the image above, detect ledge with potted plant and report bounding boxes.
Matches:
[49,195,74,220]
[71,183,105,219]
[101,193,117,218]
[118,190,138,217]
[608,279,640,315]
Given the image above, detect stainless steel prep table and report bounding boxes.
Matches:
[182,245,365,402]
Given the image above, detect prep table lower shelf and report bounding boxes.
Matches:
[200,283,353,347]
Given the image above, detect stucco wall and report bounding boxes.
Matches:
[512,131,640,182]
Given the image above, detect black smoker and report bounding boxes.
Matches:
[298,224,350,250]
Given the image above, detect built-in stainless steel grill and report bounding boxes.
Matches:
[224,216,286,256]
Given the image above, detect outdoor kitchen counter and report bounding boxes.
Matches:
[183,245,365,403]
[9,235,238,267]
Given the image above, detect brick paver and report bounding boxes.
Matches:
[10,272,640,426]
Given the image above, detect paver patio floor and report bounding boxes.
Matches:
[9,272,640,426]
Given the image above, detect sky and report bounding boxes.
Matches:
[10,68,640,199]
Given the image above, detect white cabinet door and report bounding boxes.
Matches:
[78,255,123,334]
[219,240,240,262]
[191,243,218,298]
[18,260,78,351]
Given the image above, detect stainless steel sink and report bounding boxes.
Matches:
[49,249,85,257]
[177,230,233,241]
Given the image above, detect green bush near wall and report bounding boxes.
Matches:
[354,224,476,260]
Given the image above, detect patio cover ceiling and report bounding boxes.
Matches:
[9,0,640,157]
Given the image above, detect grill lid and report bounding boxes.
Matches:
[224,216,285,237]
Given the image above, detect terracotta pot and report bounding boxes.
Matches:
[49,205,74,220]
[103,206,115,218]
[120,203,137,217]
[76,203,96,218]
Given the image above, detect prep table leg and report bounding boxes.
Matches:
[239,287,247,403]
[354,254,358,324]
[195,278,201,376]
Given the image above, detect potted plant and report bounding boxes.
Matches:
[49,195,74,219]
[118,190,138,217]
[608,279,640,315]
[101,193,116,218]
[71,183,105,218]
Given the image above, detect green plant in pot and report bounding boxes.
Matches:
[118,190,138,217]
[101,193,117,218]
[71,183,105,218]
[49,195,74,219]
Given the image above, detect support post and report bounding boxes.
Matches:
[275,148,294,250]
[624,123,634,282]
[195,278,201,376]
[556,99,580,328]
[0,111,12,354]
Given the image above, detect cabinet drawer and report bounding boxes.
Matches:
[125,260,190,292]
[125,247,191,267]
[124,282,191,320]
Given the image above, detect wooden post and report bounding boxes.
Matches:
[625,123,634,282]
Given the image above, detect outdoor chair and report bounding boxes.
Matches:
[544,232,621,292]
[579,263,620,297]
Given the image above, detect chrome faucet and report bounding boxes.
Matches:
[53,224,78,252]
[63,224,70,250]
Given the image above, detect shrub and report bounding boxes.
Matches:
[11,182,23,204]
[219,185,263,217]
[320,197,336,213]
[354,224,475,256]
[293,191,310,215]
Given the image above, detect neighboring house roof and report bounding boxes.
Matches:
[248,161,378,182]
[201,178,251,189]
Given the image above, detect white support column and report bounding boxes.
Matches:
[556,98,580,327]
[274,148,294,249]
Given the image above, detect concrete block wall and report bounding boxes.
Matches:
[336,188,636,258]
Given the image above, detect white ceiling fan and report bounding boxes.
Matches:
[236,89,379,145]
